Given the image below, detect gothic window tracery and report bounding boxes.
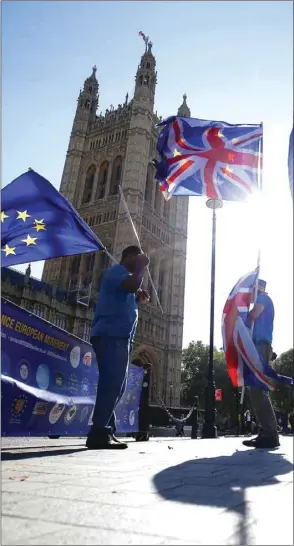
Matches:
[110,157,122,196]
[96,161,108,200]
[154,182,162,212]
[82,165,96,204]
[145,164,153,204]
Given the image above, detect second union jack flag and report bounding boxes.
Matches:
[222,269,293,391]
[153,116,263,201]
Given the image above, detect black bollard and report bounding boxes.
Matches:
[191,396,199,439]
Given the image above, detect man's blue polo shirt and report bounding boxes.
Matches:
[91,264,138,341]
[253,291,275,344]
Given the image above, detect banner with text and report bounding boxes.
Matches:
[1,299,144,436]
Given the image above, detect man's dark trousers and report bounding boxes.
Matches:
[89,336,129,438]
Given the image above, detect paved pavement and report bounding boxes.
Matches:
[1,436,293,545]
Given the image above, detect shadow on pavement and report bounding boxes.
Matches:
[153,448,293,545]
[1,447,87,461]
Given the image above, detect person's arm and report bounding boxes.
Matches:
[246,303,264,328]
[121,255,149,293]
[246,292,267,328]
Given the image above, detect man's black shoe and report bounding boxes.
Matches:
[242,436,280,449]
[111,434,124,444]
[86,435,128,450]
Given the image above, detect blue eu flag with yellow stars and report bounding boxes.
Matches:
[1,169,104,267]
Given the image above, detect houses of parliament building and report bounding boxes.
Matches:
[2,43,191,406]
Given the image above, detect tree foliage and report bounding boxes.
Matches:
[180,340,238,424]
[270,349,294,412]
[181,342,294,420]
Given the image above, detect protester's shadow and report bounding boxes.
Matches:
[153,448,293,545]
[1,447,87,461]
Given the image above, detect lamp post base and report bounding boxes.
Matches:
[202,423,217,439]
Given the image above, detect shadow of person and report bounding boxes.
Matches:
[153,447,293,545]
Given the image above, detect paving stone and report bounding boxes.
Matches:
[1,516,65,545]
[1,436,293,545]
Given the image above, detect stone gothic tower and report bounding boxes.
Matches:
[42,44,190,406]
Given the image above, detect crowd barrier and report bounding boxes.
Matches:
[1,299,144,437]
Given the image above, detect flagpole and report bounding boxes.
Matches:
[202,197,223,439]
[240,121,263,415]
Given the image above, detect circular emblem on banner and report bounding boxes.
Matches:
[36,364,50,390]
[83,352,92,368]
[129,410,135,426]
[19,360,29,381]
[54,372,65,389]
[64,405,77,425]
[88,408,94,426]
[49,403,65,424]
[70,346,81,369]
[80,407,89,423]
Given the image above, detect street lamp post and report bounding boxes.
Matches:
[202,198,223,439]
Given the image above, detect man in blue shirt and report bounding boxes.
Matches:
[86,245,149,450]
[243,279,279,449]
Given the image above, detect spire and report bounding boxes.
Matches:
[75,65,99,122]
[134,42,157,106]
[177,94,191,118]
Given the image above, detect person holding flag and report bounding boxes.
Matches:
[243,279,280,448]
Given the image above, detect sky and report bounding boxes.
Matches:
[2,1,293,355]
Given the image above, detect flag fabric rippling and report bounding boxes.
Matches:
[153,116,263,202]
[222,268,293,391]
[1,169,104,268]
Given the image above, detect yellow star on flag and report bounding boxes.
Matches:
[33,221,46,232]
[34,218,45,224]
[21,234,38,246]
[2,244,16,257]
[1,211,9,222]
[173,149,181,157]
[16,210,31,222]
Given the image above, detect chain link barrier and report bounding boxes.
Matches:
[152,384,201,424]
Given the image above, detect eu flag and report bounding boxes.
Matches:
[1,170,104,267]
[289,128,293,199]
[153,116,263,202]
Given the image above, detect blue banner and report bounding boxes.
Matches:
[1,299,144,436]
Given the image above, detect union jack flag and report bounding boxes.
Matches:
[138,31,149,46]
[222,269,293,391]
[153,116,263,201]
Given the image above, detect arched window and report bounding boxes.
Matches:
[163,200,169,220]
[144,75,149,85]
[145,164,153,204]
[110,157,122,196]
[96,161,108,200]
[83,252,95,287]
[82,165,96,204]
[154,182,162,212]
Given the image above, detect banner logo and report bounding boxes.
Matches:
[36,364,50,390]
[83,352,92,367]
[49,403,65,424]
[64,405,77,425]
[10,395,28,421]
[33,401,48,416]
[70,346,80,369]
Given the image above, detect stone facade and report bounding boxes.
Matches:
[7,43,190,405]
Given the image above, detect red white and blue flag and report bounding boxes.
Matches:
[153,116,263,201]
[222,269,293,391]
